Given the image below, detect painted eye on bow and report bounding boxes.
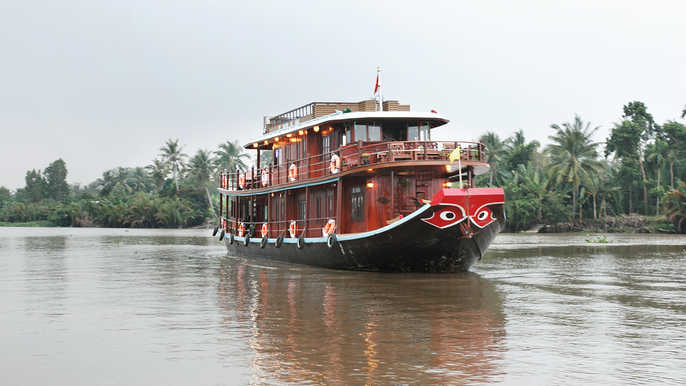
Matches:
[440,211,457,221]
[477,210,489,221]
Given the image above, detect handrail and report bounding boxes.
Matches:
[218,140,485,192]
[220,216,338,239]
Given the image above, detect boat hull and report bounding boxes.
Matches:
[223,202,504,272]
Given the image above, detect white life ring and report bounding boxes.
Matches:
[322,219,336,237]
[288,220,297,238]
[261,168,269,186]
[330,154,341,174]
[238,173,246,189]
[288,163,298,182]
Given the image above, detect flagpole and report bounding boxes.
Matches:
[377,65,382,111]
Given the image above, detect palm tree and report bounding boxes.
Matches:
[214,140,249,172]
[159,139,187,192]
[513,163,549,222]
[546,115,601,222]
[479,132,505,186]
[645,139,668,215]
[665,183,686,233]
[146,158,169,192]
[503,129,540,172]
[187,149,217,216]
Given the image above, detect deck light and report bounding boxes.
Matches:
[313,125,320,133]
[298,130,305,136]
[275,136,280,141]
[366,181,375,189]
[253,142,258,148]
[367,168,374,172]
[286,133,292,138]
[263,140,269,146]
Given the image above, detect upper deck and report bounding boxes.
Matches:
[219,98,489,194]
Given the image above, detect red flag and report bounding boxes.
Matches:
[374,74,379,94]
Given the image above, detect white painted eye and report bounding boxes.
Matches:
[440,211,456,221]
[477,210,489,221]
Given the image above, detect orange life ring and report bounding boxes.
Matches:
[288,220,297,238]
[288,163,297,182]
[261,223,269,238]
[322,219,336,237]
[330,154,341,174]
[238,222,245,237]
[238,172,246,189]
[261,168,269,186]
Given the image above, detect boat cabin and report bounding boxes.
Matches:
[218,99,490,239]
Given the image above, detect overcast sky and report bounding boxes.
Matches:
[1,0,684,190]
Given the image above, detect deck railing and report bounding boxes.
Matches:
[218,140,485,191]
[220,216,338,239]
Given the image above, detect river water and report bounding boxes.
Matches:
[1,228,685,385]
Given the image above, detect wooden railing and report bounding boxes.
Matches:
[220,216,338,239]
[218,141,485,192]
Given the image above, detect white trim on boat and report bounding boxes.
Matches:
[245,111,449,148]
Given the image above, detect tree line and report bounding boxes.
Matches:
[1,101,685,232]
[0,140,249,228]
[479,101,686,233]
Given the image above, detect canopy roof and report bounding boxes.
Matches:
[244,110,449,150]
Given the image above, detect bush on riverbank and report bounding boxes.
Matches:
[538,215,677,234]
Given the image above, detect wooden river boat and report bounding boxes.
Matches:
[213,97,505,272]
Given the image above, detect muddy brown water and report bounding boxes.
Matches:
[1,228,685,385]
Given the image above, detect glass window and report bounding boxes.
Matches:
[354,123,366,142]
[368,124,381,141]
[298,200,306,221]
[344,127,351,146]
[419,123,430,141]
[351,186,364,222]
[408,124,419,141]
[323,135,330,155]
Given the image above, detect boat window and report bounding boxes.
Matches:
[351,186,364,222]
[354,123,366,142]
[419,122,430,141]
[408,124,419,141]
[322,135,331,156]
[298,199,306,221]
[368,124,381,141]
[343,126,351,146]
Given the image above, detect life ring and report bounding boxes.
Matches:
[288,220,297,238]
[261,168,269,186]
[330,154,341,174]
[260,236,268,248]
[238,173,246,189]
[288,163,297,182]
[238,222,245,237]
[322,219,336,237]
[261,223,269,238]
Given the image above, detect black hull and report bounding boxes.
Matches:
[223,204,504,272]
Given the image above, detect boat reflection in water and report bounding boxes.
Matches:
[217,259,506,384]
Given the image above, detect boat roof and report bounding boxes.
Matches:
[244,110,449,149]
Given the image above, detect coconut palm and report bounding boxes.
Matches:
[503,130,540,172]
[187,149,216,216]
[665,183,686,233]
[479,132,505,186]
[215,140,249,172]
[546,115,602,222]
[159,139,187,192]
[146,158,169,192]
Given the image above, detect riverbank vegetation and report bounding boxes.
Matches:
[1,101,685,232]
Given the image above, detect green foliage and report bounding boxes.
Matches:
[44,159,69,202]
[665,183,686,233]
[215,140,249,172]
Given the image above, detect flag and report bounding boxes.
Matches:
[374,73,380,94]
[449,146,462,163]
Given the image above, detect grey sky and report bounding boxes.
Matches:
[1,0,684,190]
